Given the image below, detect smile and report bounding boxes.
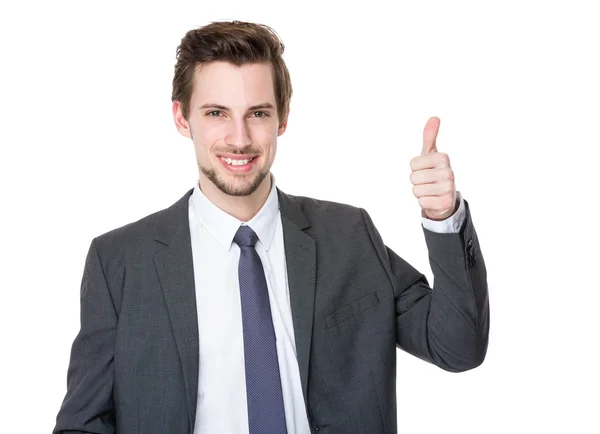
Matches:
[218,155,259,173]
[221,156,255,166]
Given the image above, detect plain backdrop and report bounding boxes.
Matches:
[1,0,598,432]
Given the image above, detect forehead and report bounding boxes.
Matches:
[192,61,276,107]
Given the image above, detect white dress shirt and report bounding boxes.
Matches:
[188,175,466,434]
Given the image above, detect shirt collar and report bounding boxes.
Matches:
[190,173,280,252]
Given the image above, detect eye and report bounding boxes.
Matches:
[252,111,269,118]
[207,110,222,117]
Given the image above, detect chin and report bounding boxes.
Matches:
[202,166,269,197]
[220,180,260,197]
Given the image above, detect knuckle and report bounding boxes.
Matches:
[412,184,420,197]
[410,156,419,170]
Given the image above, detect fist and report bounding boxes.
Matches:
[410,117,458,221]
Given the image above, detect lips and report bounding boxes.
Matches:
[218,155,259,173]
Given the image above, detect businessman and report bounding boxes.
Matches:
[54,20,489,434]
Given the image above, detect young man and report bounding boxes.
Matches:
[54,20,489,434]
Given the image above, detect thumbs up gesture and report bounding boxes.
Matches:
[410,117,458,221]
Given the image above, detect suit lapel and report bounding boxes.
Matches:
[277,188,317,411]
[153,188,199,430]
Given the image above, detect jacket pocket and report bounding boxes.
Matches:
[325,291,380,329]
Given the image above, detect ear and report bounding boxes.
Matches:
[277,106,290,136]
[173,101,192,139]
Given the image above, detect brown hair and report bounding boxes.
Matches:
[171,20,293,127]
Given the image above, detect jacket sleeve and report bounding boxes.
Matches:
[53,238,117,433]
[360,199,489,372]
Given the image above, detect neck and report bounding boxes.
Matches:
[198,173,272,222]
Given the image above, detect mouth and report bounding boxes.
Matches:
[218,155,259,173]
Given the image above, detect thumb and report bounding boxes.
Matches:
[422,116,440,155]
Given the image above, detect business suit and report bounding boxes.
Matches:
[54,186,489,434]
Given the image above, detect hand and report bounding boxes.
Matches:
[410,117,458,221]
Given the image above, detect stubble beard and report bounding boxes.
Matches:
[200,163,269,197]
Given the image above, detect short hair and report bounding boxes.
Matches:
[171,20,293,127]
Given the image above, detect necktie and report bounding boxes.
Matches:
[234,225,288,434]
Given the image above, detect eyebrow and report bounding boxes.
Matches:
[199,103,275,111]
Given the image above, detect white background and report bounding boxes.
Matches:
[1,0,598,432]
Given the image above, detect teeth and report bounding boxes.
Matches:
[222,157,253,166]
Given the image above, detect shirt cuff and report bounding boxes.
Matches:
[421,191,466,233]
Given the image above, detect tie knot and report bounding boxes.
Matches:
[234,225,258,248]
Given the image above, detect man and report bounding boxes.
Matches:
[54,20,489,434]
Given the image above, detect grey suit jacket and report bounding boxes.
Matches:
[53,187,489,434]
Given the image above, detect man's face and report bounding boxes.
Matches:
[173,61,287,197]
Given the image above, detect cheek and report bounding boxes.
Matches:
[250,124,278,147]
[194,122,226,152]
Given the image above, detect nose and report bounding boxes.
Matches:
[225,118,251,149]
